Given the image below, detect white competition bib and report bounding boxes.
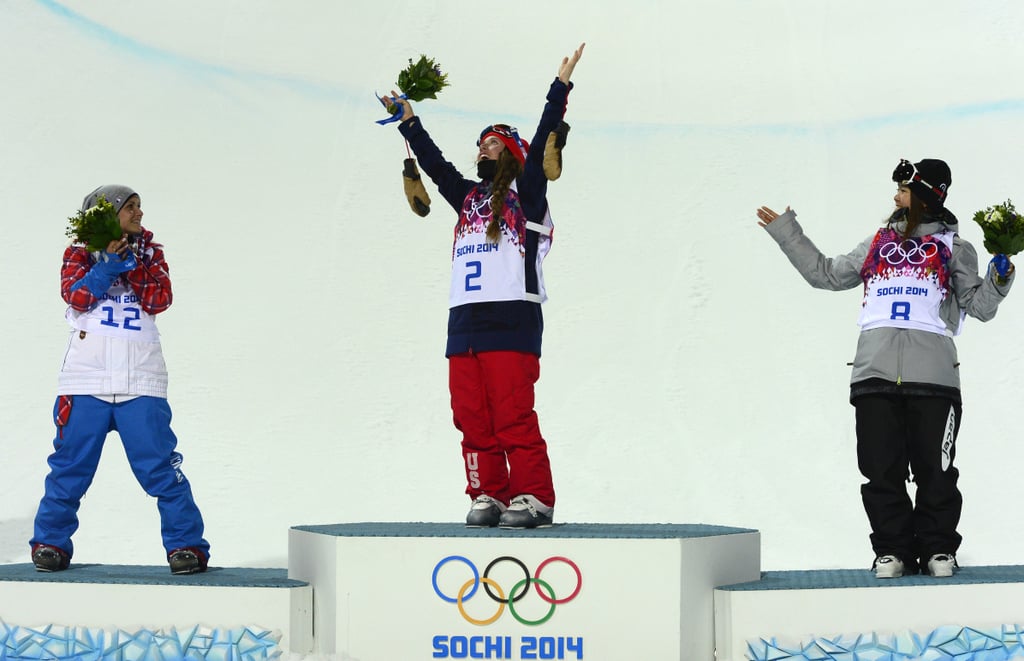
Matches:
[448,181,552,308]
[67,275,160,342]
[858,229,956,336]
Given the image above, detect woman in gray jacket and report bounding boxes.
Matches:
[757,158,1014,579]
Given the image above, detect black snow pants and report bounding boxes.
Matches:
[854,393,962,573]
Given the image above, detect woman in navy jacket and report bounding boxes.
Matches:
[383,43,583,528]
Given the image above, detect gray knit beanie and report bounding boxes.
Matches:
[81,184,138,213]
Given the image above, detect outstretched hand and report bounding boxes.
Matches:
[756,206,790,228]
[380,90,415,123]
[558,43,585,85]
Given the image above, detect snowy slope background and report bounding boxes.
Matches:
[3,0,1024,608]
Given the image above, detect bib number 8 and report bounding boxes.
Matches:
[890,301,911,321]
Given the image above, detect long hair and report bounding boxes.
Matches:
[890,187,928,242]
[485,149,522,244]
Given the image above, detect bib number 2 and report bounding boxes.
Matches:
[465,261,482,291]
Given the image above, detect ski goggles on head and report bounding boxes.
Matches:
[478,123,523,146]
[892,158,941,190]
[892,159,947,203]
[892,159,921,184]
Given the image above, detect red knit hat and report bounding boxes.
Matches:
[478,124,529,166]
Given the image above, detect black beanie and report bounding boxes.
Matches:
[892,159,951,210]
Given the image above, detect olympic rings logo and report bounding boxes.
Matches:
[467,194,493,217]
[432,555,582,626]
[879,240,939,266]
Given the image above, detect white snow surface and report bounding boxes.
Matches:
[3,1,1024,616]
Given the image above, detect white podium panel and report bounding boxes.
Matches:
[0,564,313,657]
[289,522,760,660]
[715,566,1024,661]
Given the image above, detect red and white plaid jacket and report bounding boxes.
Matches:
[56,227,173,401]
[61,227,172,314]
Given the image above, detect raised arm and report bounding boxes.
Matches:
[558,43,585,85]
[380,91,475,211]
[758,206,869,291]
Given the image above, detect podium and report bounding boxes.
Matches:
[288,521,761,660]
[715,566,1024,660]
[0,563,311,658]
[6,526,1024,660]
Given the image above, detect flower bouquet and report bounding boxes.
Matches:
[396,55,449,102]
[65,195,122,252]
[973,200,1024,256]
[376,55,450,124]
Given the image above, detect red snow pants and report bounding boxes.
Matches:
[448,350,554,507]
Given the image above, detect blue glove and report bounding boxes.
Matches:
[991,254,1012,280]
[70,250,137,295]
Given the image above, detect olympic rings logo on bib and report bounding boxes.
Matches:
[431,555,583,626]
[879,240,939,266]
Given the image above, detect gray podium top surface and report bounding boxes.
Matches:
[720,565,1024,590]
[291,521,757,539]
[0,564,305,587]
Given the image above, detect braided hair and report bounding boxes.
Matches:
[485,149,522,244]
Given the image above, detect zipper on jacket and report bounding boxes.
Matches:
[896,331,904,386]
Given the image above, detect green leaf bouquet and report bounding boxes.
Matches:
[65,195,122,252]
[376,55,450,124]
[396,55,449,102]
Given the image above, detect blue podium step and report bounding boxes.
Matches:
[0,563,312,659]
[715,565,1024,660]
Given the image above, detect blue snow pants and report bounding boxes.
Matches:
[31,395,210,560]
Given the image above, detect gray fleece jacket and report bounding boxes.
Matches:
[765,208,1013,401]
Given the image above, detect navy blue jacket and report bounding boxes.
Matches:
[398,78,572,357]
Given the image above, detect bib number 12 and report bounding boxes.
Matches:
[99,306,143,331]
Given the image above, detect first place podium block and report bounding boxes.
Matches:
[288,521,760,660]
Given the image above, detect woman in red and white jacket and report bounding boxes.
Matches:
[382,44,584,528]
[31,185,210,574]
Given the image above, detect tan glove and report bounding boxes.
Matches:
[403,158,431,217]
[542,121,571,181]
